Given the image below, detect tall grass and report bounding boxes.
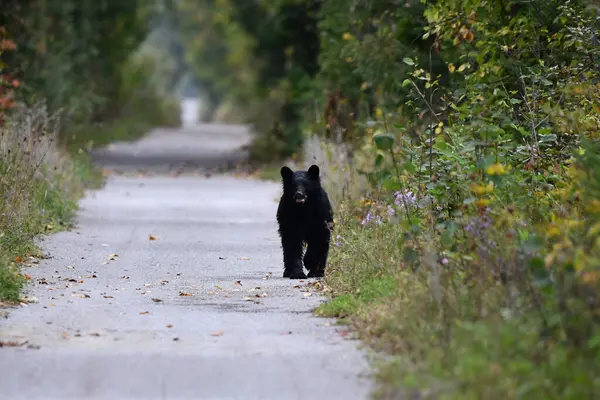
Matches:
[0,104,81,302]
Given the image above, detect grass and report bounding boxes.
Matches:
[0,105,82,303]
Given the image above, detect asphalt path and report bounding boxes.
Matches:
[0,121,371,400]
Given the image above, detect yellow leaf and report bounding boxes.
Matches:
[588,222,600,237]
[448,64,456,73]
[458,64,469,72]
[580,271,599,285]
[486,163,506,176]
[586,199,600,214]
[475,199,490,208]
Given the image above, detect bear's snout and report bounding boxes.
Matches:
[294,191,307,203]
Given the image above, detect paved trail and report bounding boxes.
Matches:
[0,123,371,400]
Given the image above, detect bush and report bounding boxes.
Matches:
[308,1,600,398]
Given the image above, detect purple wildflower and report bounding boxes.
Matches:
[335,235,342,247]
[393,190,417,209]
[387,205,396,217]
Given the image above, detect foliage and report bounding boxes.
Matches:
[298,0,600,398]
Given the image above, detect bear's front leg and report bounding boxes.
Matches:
[280,231,307,279]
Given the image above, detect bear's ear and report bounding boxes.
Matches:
[280,166,294,181]
[308,164,320,179]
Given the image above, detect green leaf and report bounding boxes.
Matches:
[402,162,417,173]
[433,141,467,164]
[382,179,402,192]
[402,79,412,87]
[397,235,405,250]
[375,153,385,167]
[403,246,419,262]
[402,57,415,66]
[373,133,395,151]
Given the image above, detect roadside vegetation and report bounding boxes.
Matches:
[178,0,600,398]
[0,1,179,303]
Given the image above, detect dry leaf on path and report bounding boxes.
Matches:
[139,311,150,315]
[149,235,158,241]
[211,330,224,337]
[151,298,163,303]
[178,290,192,297]
[167,324,173,328]
[0,340,29,348]
[234,281,242,286]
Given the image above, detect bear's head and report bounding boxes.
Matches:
[280,165,321,205]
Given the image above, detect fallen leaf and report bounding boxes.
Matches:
[280,331,293,335]
[173,337,180,342]
[178,290,192,297]
[22,274,31,280]
[21,296,38,303]
[149,235,158,241]
[167,324,173,328]
[234,281,242,286]
[303,293,312,297]
[151,298,163,303]
[238,257,250,260]
[62,332,70,340]
[207,291,217,295]
[65,265,74,269]
[218,257,226,260]
[103,295,113,299]
[139,311,150,315]
[215,285,222,290]
[211,330,224,337]
[0,340,29,348]
[108,254,119,261]
[72,293,90,299]
[293,285,301,289]
[49,303,55,306]
[89,332,101,337]
[14,256,24,263]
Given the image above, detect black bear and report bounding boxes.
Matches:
[276,165,334,279]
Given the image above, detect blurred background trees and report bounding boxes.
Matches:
[0,0,181,147]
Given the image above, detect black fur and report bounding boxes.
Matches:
[276,165,334,279]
